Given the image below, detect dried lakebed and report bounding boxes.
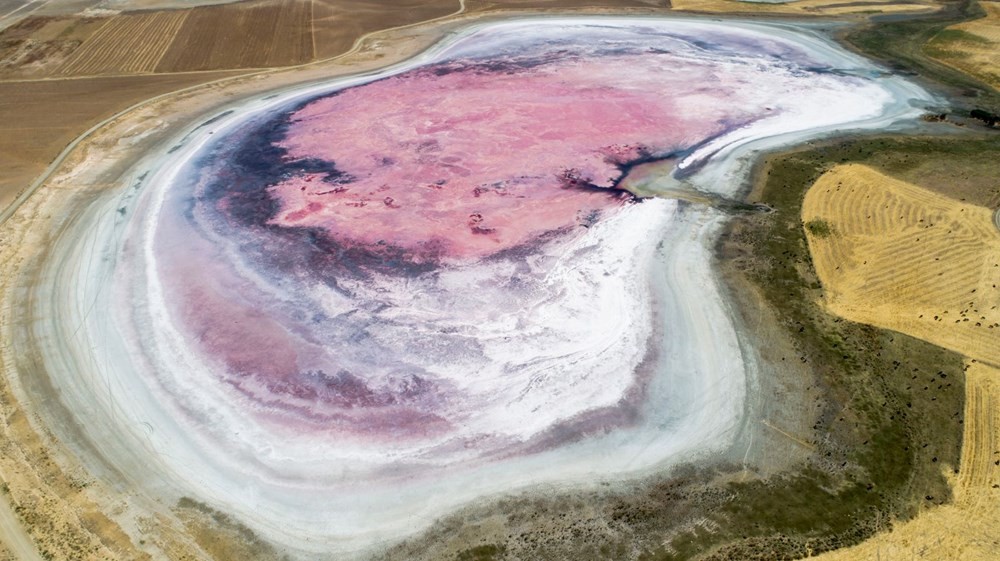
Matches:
[11,16,936,558]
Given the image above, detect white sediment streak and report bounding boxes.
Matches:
[24,16,936,558]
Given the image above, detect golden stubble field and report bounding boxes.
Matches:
[926,0,1000,89]
[803,164,1000,366]
[803,164,1000,560]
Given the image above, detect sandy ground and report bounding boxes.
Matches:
[0,491,44,561]
[804,165,1000,560]
[926,0,1000,89]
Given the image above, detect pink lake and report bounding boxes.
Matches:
[266,52,761,263]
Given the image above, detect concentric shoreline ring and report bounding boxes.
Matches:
[22,15,936,557]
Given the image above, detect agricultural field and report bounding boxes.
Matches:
[0,71,240,210]
[154,0,313,71]
[802,163,1000,366]
[57,11,189,75]
[802,161,1000,559]
[925,0,1000,88]
[0,0,465,77]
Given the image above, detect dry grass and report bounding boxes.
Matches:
[925,0,1000,89]
[803,164,1000,366]
[814,361,1000,560]
[57,11,189,75]
[804,164,1000,560]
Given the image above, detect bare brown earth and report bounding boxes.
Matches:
[155,0,314,71]
[312,0,467,59]
[0,72,242,213]
[803,165,1000,560]
[0,16,106,77]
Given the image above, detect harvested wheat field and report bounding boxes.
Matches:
[805,164,1000,559]
[815,361,1000,560]
[154,0,314,71]
[56,11,189,75]
[803,163,1000,366]
[925,0,1000,89]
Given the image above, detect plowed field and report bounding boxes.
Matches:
[154,0,313,71]
[0,72,240,211]
[57,11,189,75]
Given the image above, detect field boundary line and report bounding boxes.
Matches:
[150,11,192,72]
[310,0,317,60]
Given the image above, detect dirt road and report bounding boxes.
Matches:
[0,490,43,561]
